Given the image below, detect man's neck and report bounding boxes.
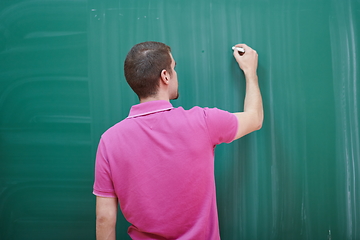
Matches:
[139,95,170,104]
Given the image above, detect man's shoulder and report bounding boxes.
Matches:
[172,105,233,124]
[181,105,229,116]
[176,105,218,113]
[100,118,130,138]
[171,105,206,118]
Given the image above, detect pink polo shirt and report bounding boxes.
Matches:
[93,100,238,239]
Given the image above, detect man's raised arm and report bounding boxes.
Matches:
[232,44,264,140]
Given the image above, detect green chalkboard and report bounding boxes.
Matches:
[1,0,359,239]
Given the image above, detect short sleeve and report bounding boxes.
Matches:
[203,108,238,145]
[93,138,117,198]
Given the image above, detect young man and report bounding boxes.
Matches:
[93,41,263,240]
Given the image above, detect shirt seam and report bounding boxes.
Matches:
[203,108,216,148]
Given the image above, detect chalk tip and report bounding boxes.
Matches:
[232,46,245,53]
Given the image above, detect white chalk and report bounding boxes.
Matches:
[232,46,245,53]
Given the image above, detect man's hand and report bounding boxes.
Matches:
[233,44,258,78]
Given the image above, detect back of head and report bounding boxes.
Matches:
[124,41,172,99]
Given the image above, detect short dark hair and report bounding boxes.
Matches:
[124,41,172,99]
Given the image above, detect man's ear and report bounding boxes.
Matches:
[160,69,169,85]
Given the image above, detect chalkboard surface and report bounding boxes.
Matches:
[1,0,359,239]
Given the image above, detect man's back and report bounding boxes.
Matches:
[93,100,237,239]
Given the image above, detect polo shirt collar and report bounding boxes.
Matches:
[127,100,174,119]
